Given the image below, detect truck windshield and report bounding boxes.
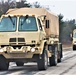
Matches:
[73,33,76,38]
[18,16,38,31]
[0,17,16,32]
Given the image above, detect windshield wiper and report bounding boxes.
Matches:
[21,15,28,25]
[8,15,15,25]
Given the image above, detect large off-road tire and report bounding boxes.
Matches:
[0,55,9,70]
[73,45,76,51]
[16,62,24,66]
[58,44,63,63]
[37,49,48,70]
[57,58,61,63]
[49,46,58,66]
[60,44,63,58]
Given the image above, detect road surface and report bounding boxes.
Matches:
[0,48,76,75]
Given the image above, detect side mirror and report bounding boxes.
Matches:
[70,33,73,41]
[45,20,49,28]
[0,19,1,25]
[0,21,1,25]
[70,33,73,38]
[70,34,72,38]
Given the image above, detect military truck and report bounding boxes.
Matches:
[72,29,76,50]
[0,8,62,70]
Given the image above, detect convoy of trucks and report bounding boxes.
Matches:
[0,8,63,70]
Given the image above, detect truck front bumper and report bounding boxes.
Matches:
[0,46,42,59]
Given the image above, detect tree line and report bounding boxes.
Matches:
[59,16,75,44]
[0,0,41,16]
[0,0,31,16]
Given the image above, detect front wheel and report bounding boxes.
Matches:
[73,45,76,51]
[49,46,58,66]
[0,55,9,70]
[37,50,48,70]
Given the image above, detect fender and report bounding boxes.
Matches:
[39,40,47,54]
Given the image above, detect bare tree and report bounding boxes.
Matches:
[32,2,41,8]
[0,0,31,16]
[16,0,31,8]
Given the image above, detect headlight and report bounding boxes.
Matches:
[0,49,4,52]
[31,48,35,52]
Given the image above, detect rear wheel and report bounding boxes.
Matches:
[57,58,61,63]
[16,62,24,66]
[58,44,62,63]
[0,55,9,70]
[37,48,48,70]
[49,46,57,66]
[73,45,76,51]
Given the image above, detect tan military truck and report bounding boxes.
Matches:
[0,8,62,70]
[72,29,76,50]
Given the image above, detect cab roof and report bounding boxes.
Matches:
[5,8,58,17]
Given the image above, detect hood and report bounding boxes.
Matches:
[0,32,40,45]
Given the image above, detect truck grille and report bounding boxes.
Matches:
[9,38,16,42]
[18,38,25,42]
[9,38,25,45]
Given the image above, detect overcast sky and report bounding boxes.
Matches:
[25,0,76,20]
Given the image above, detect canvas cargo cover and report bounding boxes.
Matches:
[6,8,59,36]
[45,11,59,37]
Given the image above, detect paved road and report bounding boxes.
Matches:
[0,48,76,75]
